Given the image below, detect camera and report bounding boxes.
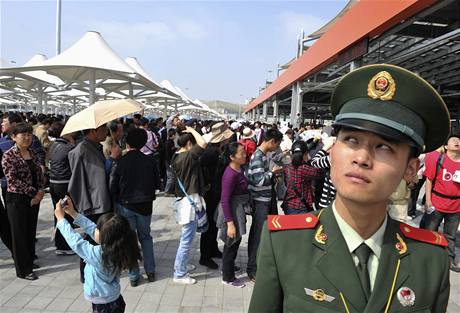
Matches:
[60,196,69,208]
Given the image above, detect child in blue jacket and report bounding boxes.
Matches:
[55,197,141,313]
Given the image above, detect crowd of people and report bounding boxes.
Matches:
[0,105,458,312]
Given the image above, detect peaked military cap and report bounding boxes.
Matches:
[331,64,450,152]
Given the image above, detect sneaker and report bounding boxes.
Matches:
[20,272,38,281]
[247,274,256,283]
[186,264,196,272]
[173,275,196,285]
[146,272,155,282]
[56,249,76,255]
[222,278,245,288]
[199,258,218,270]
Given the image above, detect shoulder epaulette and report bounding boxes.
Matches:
[400,223,448,247]
[268,213,318,231]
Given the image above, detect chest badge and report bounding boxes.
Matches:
[397,287,415,307]
[305,288,335,302]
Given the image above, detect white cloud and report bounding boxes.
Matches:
[84,18,207,50]
[278,11,327,40]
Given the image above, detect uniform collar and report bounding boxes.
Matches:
[332,202,387,260]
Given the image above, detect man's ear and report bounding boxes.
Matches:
[403,157,420,183]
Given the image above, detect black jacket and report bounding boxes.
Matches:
[109,150,160,211]
[49,137,75,183]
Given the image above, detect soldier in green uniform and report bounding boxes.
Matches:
[248,64,451,313]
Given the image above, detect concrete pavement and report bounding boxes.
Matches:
[0,195,458,313]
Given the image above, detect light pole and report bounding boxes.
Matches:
[239,94,245,120]
[56,0,62,55]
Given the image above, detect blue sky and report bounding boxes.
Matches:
[1,0,347,103]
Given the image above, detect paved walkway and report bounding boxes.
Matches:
[0,195,458,313]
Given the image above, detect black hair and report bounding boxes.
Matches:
[139,117,149,126]
[28,117,38,125]
[48,121,65,138]
[11,122,32,135]
[291,141,308,167]
[107,120,121,134]
[263,128,283,143]
[126,128,147,149]
[223,142,242,167]
[41,118,52,126]
[7,113,23,125]
[97,213,142,276]
[168,128,176,137]
[133,114,142,120]
[447,129,460,143]
[177,133,195,147]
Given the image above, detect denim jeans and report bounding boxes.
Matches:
[174,218,197,278]
[117,204,155,281]
[247,200,271,277]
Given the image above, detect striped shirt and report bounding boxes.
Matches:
[310,149,336,209]
[247,148,273,202]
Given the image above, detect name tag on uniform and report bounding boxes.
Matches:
[304,288,335,302]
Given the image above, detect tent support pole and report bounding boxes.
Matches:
[89,70,96,105]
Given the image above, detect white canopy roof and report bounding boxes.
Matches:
[39,31,137,81]
[22,54,64,86]
[125,57,180,100]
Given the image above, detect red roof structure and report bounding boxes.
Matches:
[245,0,437,112]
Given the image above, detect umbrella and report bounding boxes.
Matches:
[61,98,143,135]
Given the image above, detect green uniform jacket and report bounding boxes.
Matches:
[248,208,450,313]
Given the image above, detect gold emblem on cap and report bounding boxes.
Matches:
[306,216,313,223]
[368,71,396,101]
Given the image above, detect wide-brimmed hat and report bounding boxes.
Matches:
[241,127,255,139]
[208,122,234,143]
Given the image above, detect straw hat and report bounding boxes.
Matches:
[208,122,234,143]
[241,127,255,139]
